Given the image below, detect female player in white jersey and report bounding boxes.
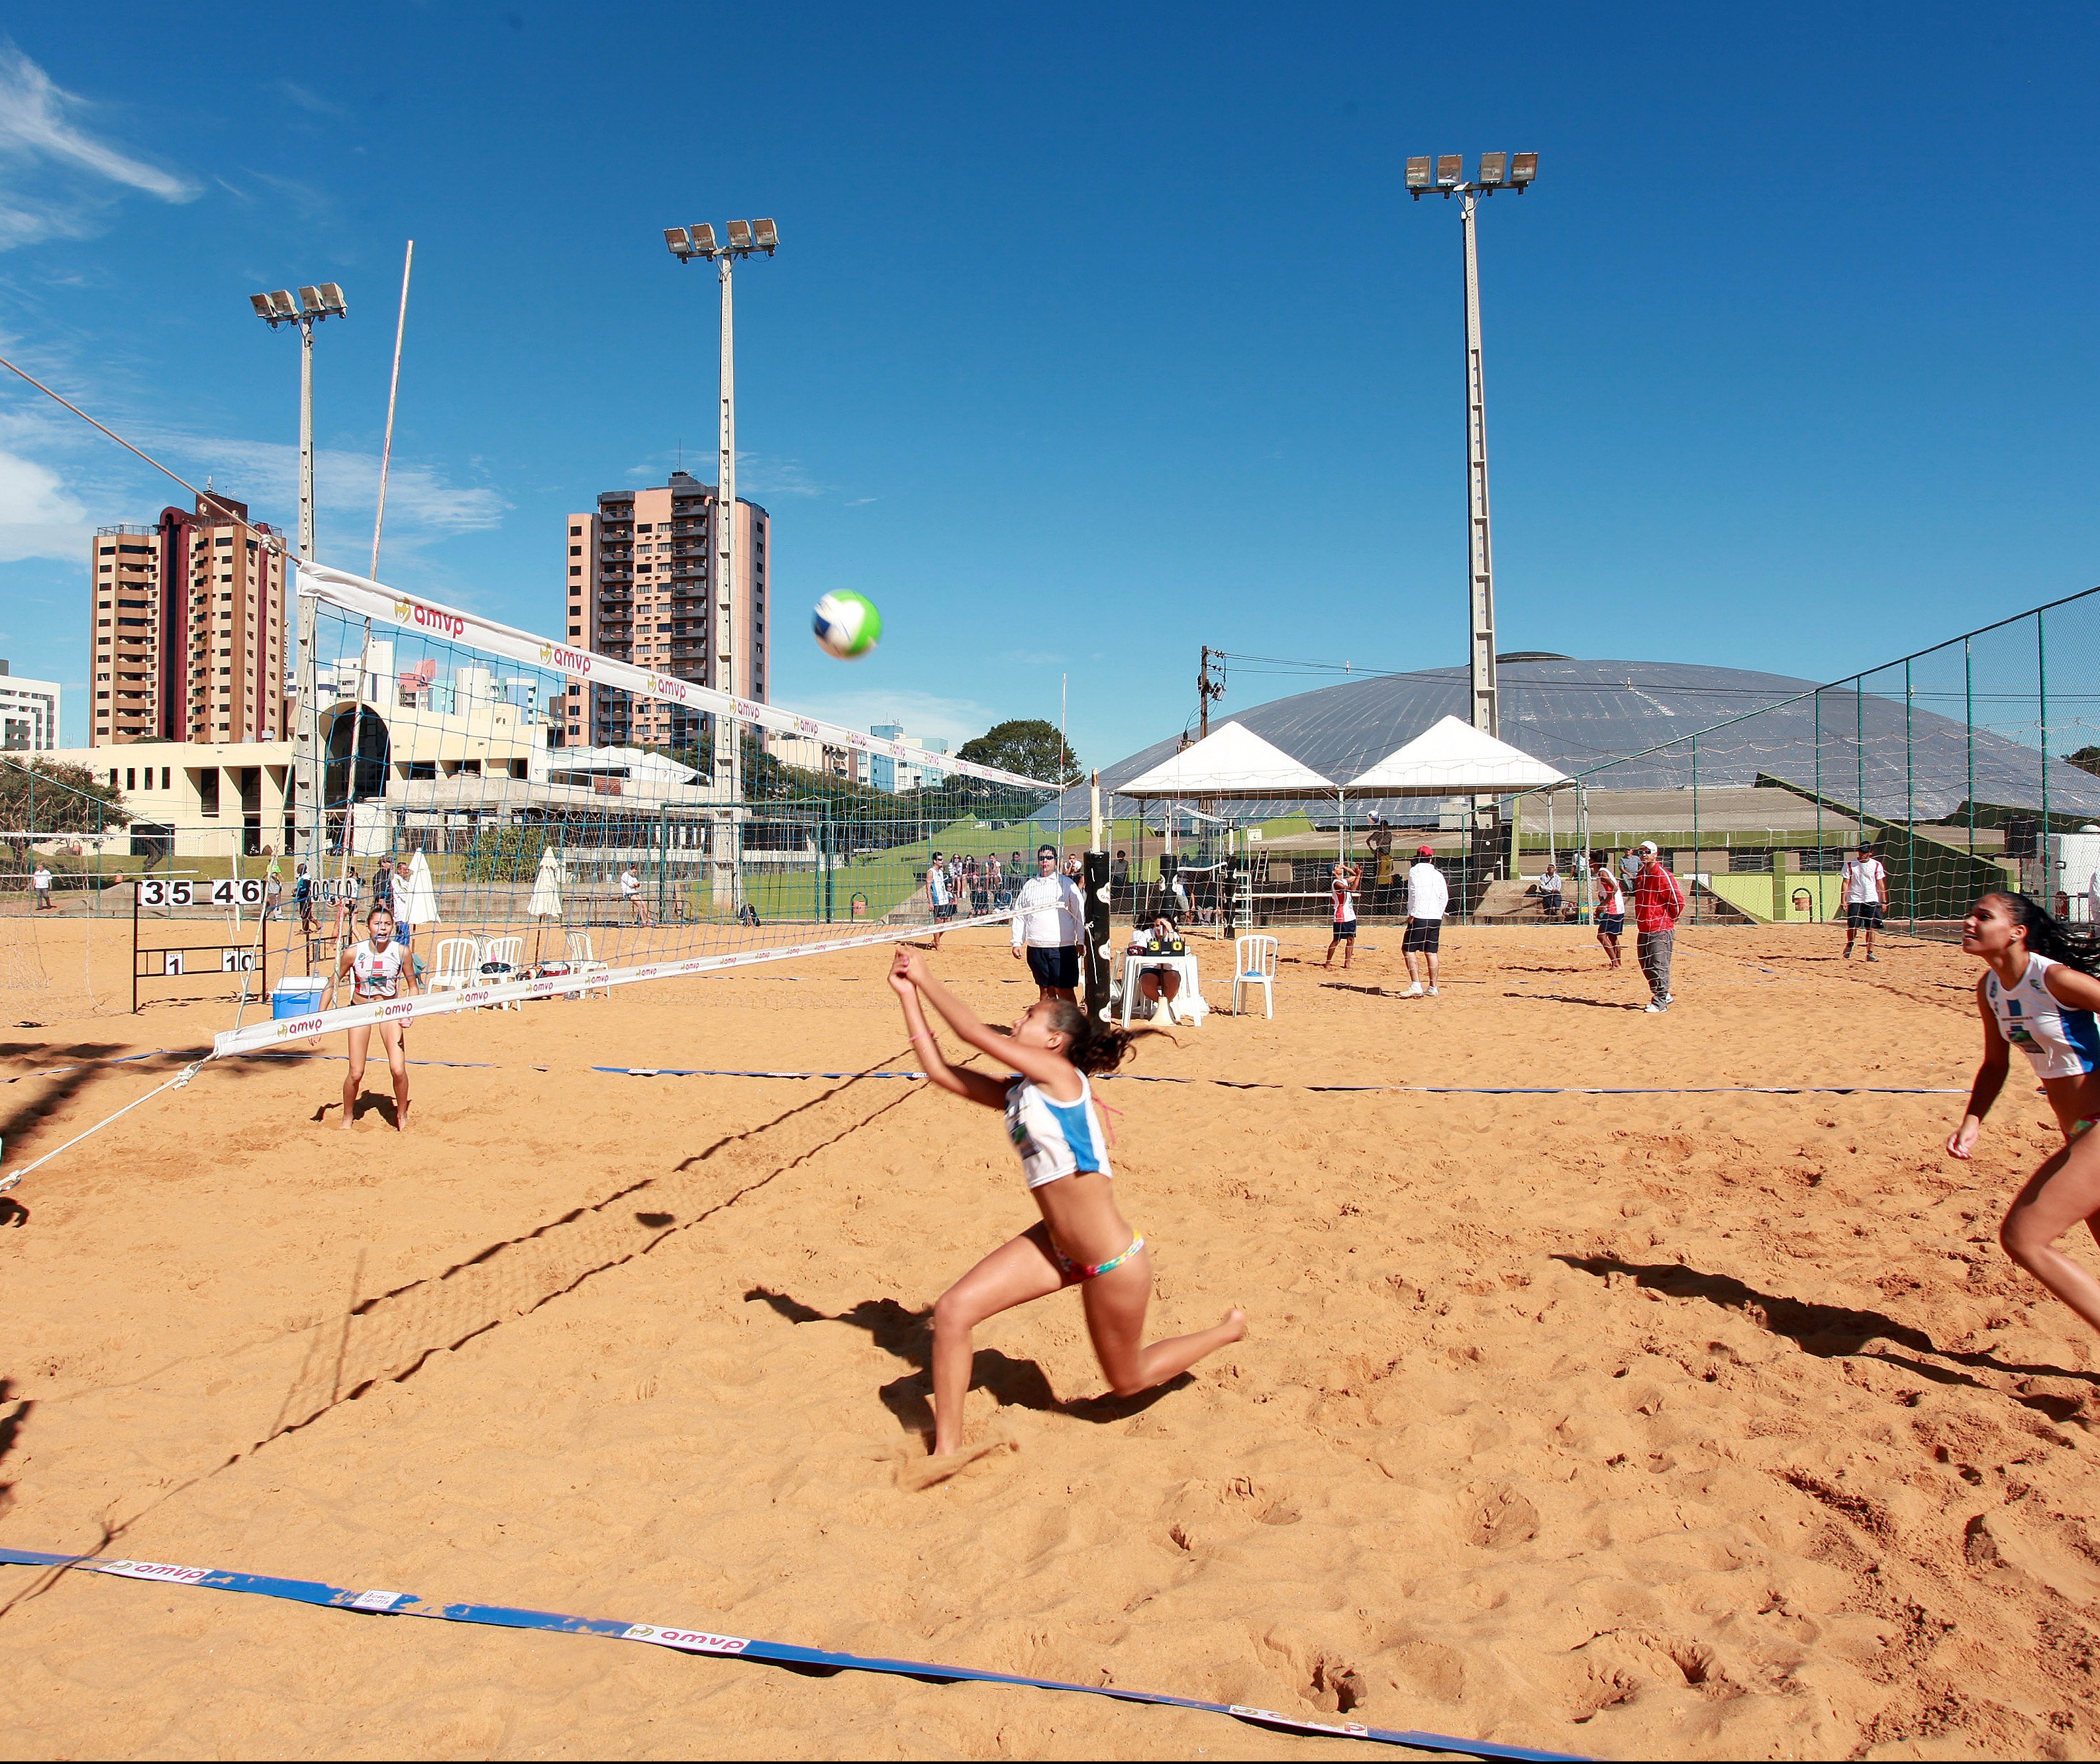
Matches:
[1948,891,2100,1333]
[888,946,1246,1465]
[325,903,418,1132]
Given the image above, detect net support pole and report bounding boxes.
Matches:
[1082,848,1111,1029]
[1089,771,1103,854]
[293,583,320,876]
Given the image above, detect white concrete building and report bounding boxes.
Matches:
[0,663,61,752]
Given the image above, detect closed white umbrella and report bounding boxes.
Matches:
[402,848,440,926]
[528,849,564,920]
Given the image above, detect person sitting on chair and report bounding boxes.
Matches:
[1540,861,1564,920]
[1131,915,1188,1020]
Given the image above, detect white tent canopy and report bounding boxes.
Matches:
[1119,721,1337,799]
[1347,716,1570,796]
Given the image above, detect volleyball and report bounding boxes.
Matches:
[812,591,882,660]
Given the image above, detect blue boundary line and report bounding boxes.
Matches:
[0,1545,1582,1761]
[590,1065,1962,1097]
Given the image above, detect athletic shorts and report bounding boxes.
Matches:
[932,903,956,920]
[1329,920,1357,940]
[1403,919,1442,954]
[1597,913,1624,936]
[1026,945,1080,990]
[1847,901,1884,928]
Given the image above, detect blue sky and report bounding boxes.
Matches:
[3,2,2097,763]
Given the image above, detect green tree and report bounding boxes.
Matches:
[2068,745,2100,779]
[0,757,132,883]
[955,719,1081,786]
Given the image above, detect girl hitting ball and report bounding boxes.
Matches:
[1947,891,2100,1334]
[888,946,1246,1462]
[323,903,417,1132]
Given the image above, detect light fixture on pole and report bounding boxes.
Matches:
[1403,154,1536,744]
[666,219,777,899]
[250,283,346,563]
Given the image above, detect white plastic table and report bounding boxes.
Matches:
[1120,952,1208,1027]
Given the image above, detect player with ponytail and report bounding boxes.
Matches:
[888,946,1246,1467]
[1948,891,2100,1334]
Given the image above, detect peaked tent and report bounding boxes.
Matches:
[1119,720,1336,799]
[1347,715,1569,796]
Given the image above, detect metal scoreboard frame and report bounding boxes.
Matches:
[131,875,271,1014]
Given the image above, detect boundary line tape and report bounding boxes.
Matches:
[591,1065,1965,1097]
[0,1544,1582,1761]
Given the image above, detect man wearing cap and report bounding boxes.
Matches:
[1839,841,1887,962]
[1632,840,1686,1013]
[1402,844,1448,998]
[1011,842,1087,1003]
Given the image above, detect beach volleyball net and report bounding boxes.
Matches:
[202,562,1058,1055]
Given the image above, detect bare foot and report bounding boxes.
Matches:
[336,1111,356,1132]
[1221,1305,1249,1343]
[896,1437,1013,1492]
[395,1104,411,1132]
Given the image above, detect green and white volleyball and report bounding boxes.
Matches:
[811,591,883,660]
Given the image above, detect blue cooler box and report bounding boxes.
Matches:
[272,977,327,1020]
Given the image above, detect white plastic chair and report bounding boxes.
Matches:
[1231,935,1278,1019]
[427,936,482,999]
[479,934,525,1010]
[566,930,612,999]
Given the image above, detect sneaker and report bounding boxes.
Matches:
[1426,986,1439,996]
[1645,999,1669,1013]
[1842,946,1853,959]
[1401,982,1424,997]
[1866,954,1879,963]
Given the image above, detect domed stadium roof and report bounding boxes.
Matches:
[1050,656,2100,824]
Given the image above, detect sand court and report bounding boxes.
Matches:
[3,920,2100,1757]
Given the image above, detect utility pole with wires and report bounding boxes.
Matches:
[1197,646,1226,742]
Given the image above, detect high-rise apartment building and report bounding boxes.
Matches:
[0,662,61,752]
[89,494,289,746]
[558,470,770,749]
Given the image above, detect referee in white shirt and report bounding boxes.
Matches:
[1402,845,1449,997]
[1011,843,1087,1002]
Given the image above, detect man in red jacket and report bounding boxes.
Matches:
[1632,840,1686,1014]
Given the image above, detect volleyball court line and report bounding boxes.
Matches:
[0,1544,1581,1761]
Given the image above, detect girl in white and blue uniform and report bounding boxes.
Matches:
[1950,891,2100,1337]
[323,904,417,1133]
[888,945,1248,1467]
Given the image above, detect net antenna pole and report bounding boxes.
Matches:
[370,240,415,578]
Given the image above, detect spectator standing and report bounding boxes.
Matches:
[1840,841,1889,962]
[295,861,315,938]
[1402,845,1448,997]
[1011,842,1087,1003]
[1111,848,1131,913]
[926,851,955,950]
[31,861,54,911]
[1632,840,1686,1013]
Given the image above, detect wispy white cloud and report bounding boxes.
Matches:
[0,39,199,248]
[844,495,878,507]
[735,452,823,498]
[0,444,89,562]
[783,686,1000,752]
[272,80,346,118]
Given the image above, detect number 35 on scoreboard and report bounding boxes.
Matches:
[138,878,266,908]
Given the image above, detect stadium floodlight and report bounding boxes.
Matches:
[1405,152,1543,764]
[247,277,346,563]
[752,217,779,252]
[693,222,719,255]
[665,226,693,256]
[726,219,754,251]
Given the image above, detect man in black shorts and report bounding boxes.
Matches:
[1010,842,1086,1002]
[1402,844,1448,997]
[1840,841,1887,961]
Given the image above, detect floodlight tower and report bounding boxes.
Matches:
[251,281,346,874]
[249,283,348,562]
[1405,152,1536,742]
[664,220,777,803]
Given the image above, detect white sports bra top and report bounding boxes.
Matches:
[1986,952,2100,1080]
[1004,1073,1112,1191]
[350,938,406,1001]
